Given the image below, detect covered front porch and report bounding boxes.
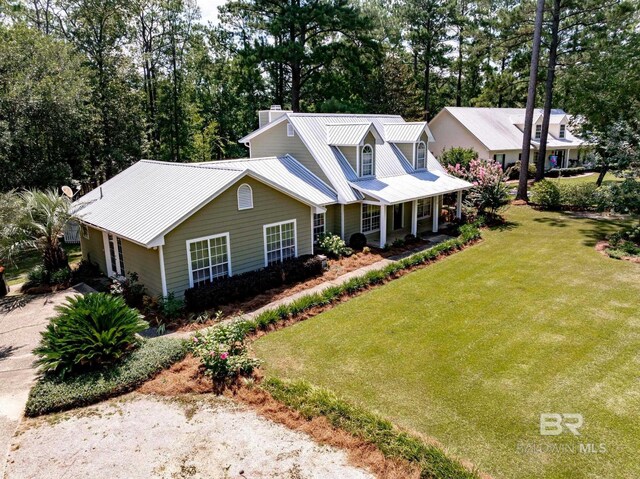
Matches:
[365,191,463,248]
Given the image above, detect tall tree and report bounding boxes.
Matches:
[516,0,545,201]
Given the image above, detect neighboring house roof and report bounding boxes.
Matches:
[435,107,585,151]
[74,157,337,247]
[383,122,435,143]
[240,113,448,203]
[326,123,382,146]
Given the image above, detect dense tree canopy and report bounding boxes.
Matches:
[0,0,638,190]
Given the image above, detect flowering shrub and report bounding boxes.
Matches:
[318,233,352,258]
[447,159,510,216]
[189,320,260,380]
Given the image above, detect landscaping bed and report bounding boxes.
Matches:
[25,338,187,416]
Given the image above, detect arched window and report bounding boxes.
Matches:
[237,183,253,210]
[416,141,427,169]
[361,144,374,176]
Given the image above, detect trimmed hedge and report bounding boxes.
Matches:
[184,255,325,312]
[25,338,187,416]
[263,378,478,479]
[545,166,592,178]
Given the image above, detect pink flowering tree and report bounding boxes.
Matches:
[447,159,510,217]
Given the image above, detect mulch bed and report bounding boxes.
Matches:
[595,240,640,264]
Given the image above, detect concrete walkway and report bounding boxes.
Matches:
[166,234,452,340]
[0,286,90,478]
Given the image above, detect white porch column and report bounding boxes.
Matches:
[456,190,463,219]
[566,149,571,168]
[411,200,418,236]
[432,196,439,233]
[379,205,387,248]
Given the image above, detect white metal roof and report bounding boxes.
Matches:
[383,122,435,143]
[326,123,381,146]
[74,157,337,247]
[349,167,472,204]
[438,107,585,151]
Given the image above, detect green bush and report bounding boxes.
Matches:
[349,232,367,250]
[507,160,536,180]
[318,233,351,258]
[531,180,561,210]
[264,378,478,479]
[27,265,48,285]
[439,147,478,169]
[25,338,186,416]
[50,267,71,285]
[189,320,261,380]
[34,293,149,377]
[558,183,598,209]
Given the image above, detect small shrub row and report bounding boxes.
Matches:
[244,224,481,332]
[25,338,187,416]
[184,255,325,312]
[544,166,592,178]
[263,378,478,479]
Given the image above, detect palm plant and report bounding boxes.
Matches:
[0,189,72,272]
[34,293,149,376]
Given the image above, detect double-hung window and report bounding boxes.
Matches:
[416,141,427,169]
[361,204,381,233]
[187,233,230,288]
[559,124,566,139]
[107,234,125,277]
[313,213,325,241]
[417,198,432,219]
[361,144,374,176]
[264,220,297,265]
[535,125,542,139]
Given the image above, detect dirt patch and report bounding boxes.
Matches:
[138,354,214,395]
[6,394,374,479]
[595,240,640,264]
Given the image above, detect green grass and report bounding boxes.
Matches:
[4,242,81,286]
[552,172,622,185]
[264,378,478,478]
[25,338,186,416]
[254,206,640,479]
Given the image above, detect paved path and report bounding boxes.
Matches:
[0,286,89,478]
[166,234,452,340]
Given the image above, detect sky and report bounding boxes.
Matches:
[197,0,227,24]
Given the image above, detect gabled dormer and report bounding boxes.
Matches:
[327,122,383,177]
[383,122,434,170]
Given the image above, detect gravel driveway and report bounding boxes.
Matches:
[5,393,374,479]
[0,288,86,477]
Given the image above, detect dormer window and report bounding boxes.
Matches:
[416,141,427,169]
[535,125,542,139]
[559,124,566,139]
[361,144,374,176]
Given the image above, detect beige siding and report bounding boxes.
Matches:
[119,239,163,296]
[249,119,331,185]
[80,225,107,273]
[429,110,491,160]
[397,143,414,166]
[340,146,358,173]
[163,177,313,297]
[343,203,361,240]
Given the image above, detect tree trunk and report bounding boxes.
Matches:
[536,0,561,182]
[423,43,431,120]
[171,32,181,162]
[516,0,546,202]
[456,26,463,107]
[291,64,301,112]
[43,245,68,273]
[596,164,609,186]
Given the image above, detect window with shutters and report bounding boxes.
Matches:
[237,184,253,210]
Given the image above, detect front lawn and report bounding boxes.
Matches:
[4,242,81,286]
[254,206,640,479]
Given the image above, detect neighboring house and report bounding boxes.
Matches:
[75,109,471,298]
[429,107,588,170]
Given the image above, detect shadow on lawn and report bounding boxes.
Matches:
[489,220,519,232]
[533,216,569,228]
